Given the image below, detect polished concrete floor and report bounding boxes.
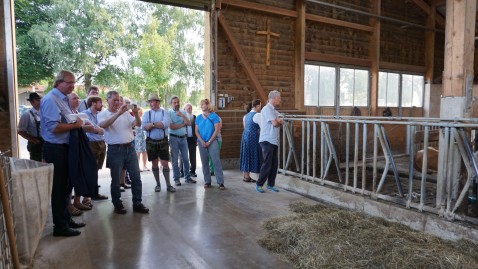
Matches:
[32,164,316,269]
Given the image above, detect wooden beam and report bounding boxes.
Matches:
[380,62,427,73]
[221,0,297,18]
[218,14,268,102]
[305,14,374,32]
[306,52,372,67]
[369,0,380,116]
[295,0,306,110]
[425,4,436,83]
[410,0,445,29]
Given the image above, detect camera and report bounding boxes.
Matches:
[126,104,135,110]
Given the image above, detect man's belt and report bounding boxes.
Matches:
[169,134,186,139]
[146,137,167,142]
[109,142,132,148]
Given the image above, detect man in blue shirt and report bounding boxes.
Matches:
[256,90,284,193]
[18,92,43,161]
[41,70,86,237]
[168,95,196,186]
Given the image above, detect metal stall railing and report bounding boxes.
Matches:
[0,151,19,269]
[279,115,478,226]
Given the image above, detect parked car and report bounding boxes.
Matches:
[18,105,31,117]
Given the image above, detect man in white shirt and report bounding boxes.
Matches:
[97,90,149,214]
[256,90,284,193]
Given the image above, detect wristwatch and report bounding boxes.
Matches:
[152,122,155,127]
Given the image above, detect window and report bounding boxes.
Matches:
[378,72,399,107]
[304,64,367,107]
[378,72,424,107]
[339,68,368,106]
[401,74,424,107]
[304,65,335,106]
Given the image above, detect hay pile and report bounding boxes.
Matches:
[258,202,478,268]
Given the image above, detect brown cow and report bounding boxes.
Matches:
[413,147,439,172]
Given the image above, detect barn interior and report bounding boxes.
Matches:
[2,0,478,268]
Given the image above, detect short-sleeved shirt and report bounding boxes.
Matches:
[141,108,169,140]
[78,99,88,112]
[18,108,41,137]
[40,88,74,144]
[168,109,188,136]
[259,102,280,146]
[83,108,104,142]
[97,110,135,145]
[195,112,220,142]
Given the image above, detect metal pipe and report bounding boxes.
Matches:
[306,120,311,180]
[301,121,305,180]
[373,123,378,193]
[407,125,416,208]
[354,122,359,193]
[419,126,430,211]
[362,123,367,194]
[313,122,317,180]
[345,122,350,190]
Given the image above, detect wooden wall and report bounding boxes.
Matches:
[215,0,446,160]
[0,0,13,155]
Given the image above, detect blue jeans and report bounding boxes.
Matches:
[257,141,278,187]
[198,140,224,185]
[106,144,142,208]
[169,136,191,181]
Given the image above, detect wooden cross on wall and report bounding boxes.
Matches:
[256,18,280,66]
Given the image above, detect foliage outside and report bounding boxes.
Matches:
[15,0,205,108]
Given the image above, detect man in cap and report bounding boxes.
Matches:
[18,92,43,161]
[142,93,176,193]
[97,90,149,214]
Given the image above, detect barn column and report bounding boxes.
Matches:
[437,0,476,213]
[1,0,18,156]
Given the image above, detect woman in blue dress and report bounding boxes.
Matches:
[240,99,262,182]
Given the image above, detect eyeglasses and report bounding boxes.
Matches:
[63,80,75,84]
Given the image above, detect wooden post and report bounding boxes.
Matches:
[369,0,380,116]
[256,18,280,66]
[0,165,20,269]
[425,4,436,83]
[295,0,305,110]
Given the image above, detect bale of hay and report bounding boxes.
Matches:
[258,202,478,268]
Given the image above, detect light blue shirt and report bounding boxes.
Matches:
[83,108,104,142]
[168,109,188,136]
[40,88,73,144]
[141,108,169,140]
[259,103,281,146]
[18,108,41,137]
[195,112,220,142]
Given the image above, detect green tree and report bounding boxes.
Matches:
[15,0,54,86]
[28,0,135,90]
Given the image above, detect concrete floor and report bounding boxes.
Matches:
[32,165,315,269]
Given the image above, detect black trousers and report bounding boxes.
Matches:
[43,142,72,230]
[257,141,279,187]
[180,137,197,174]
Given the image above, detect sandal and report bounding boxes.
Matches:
[68,205,83,216]
[74,202,92,211]
[82,198,93,208]
[243,177,252,182]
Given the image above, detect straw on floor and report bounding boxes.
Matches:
[258,202,478,269]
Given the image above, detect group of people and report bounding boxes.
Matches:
[18,69,283,237]
[17,70,222,237]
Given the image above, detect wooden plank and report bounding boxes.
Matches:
[379,61,426,73]
[305,14,374,32]
[411,0,431,15]
[306,52,372,67]
[218,14,268,102]
[221,0,297,18]
[295,0,305,110]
